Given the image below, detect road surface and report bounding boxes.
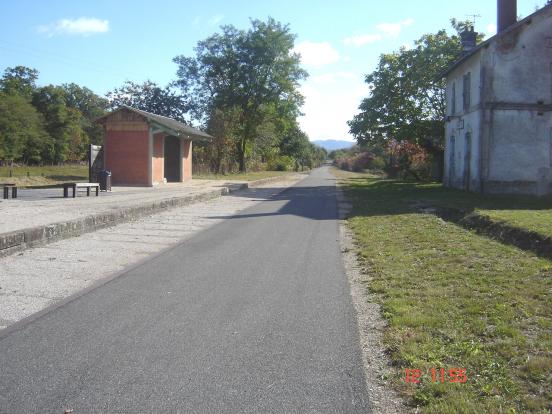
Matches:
[0,166,370,413]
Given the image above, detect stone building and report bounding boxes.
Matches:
[443,0,552,195]
[97,106,212,186]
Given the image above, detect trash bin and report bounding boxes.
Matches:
[99,170,112,191]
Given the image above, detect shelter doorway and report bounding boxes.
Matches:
[164,136,181,182]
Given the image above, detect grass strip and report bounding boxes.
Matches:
[193,170,297,181]
[337,170,552,413]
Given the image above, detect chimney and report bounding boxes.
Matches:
[498,0,517,32]
[460,26,477,53]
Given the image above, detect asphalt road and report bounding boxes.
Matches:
[0,166,370,413]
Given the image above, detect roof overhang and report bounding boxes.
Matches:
[96,105,213,142]
[441,3,552,79]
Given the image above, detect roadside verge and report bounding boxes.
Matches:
[417,205,552,259]
[336,185,407,414]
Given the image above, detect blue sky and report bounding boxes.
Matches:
[0,0,546,141]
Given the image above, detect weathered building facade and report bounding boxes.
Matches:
[443,1,552,195]
[97,106,212,186]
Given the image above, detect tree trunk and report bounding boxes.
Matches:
[238,154,246,173]
[237,138,247,173]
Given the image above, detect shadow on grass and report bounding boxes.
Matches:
[220,176,552,224]
[343,178,552,215]
[338,176,552,259]
[46,175,88,181]
[223,172,552,259]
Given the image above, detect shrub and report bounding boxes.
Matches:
[268,155,294,171]
[339,158,352,171]
[386,139,430,180]
[371,156,386,171]
[335,151,374,172]
[351,151,374,172]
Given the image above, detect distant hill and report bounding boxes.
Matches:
[312,140,355,152]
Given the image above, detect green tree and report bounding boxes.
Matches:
[62,83,108,145]
[32,85,85,164]
[348,21,484,161]
[279,126,310,170]
[0,66,39,99]
[106,80,188,121]
[173,17,307,172]
[205,107,241,174]
[0,93,49,165]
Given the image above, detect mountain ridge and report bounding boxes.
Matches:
[312,139,355,151]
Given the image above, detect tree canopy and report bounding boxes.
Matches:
[0,66,108,165]
[106,80,187,122]
[173,17,308,171]
[348,21,483,156]
[0,66,39,99]
[0,19,324,173]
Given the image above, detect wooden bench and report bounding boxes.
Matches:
[63,183,100,198]
[1,183,17,199]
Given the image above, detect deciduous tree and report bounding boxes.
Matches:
[173,18,307,171]
[62,83,108,145]
[106,80,188,122]
[0,66,39,100]
[0,93,49,165]
[348,22,483,162]
[32,85,85,164]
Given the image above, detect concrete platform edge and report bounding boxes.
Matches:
[0,183,248,258]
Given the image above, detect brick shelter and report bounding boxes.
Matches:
[97,106,212,186]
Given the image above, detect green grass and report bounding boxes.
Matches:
[335,169,552,238]
[0,165,88,186]
[0,166,297,187]
[335,169,552,413]
[194,170,297,181]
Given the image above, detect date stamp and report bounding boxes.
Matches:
[405,368,468,384]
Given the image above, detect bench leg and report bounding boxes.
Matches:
[87,187,91,196]
[3,187,8,200]
[96,186,99,196]
[63,187,68,198]
[73,187,76,198]
[12,187,17,199]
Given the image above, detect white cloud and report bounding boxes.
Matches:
[38,17,109,37]
[311,71,358,84]
[486,23,497,35]
[298,76,369,141]
[343,33,382,47]
[376,18,414,38]
[293,41,340,67]
[208,15,224,26]
[343,18,414,47]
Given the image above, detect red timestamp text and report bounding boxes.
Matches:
[404,368,468,384]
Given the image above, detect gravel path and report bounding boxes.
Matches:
[336,184,408,413]
[0,180,244,234]
[0,176,301,330]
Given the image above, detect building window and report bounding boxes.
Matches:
[451,82,456,114]
[463,72,471,111]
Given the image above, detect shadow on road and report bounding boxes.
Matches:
[211,184,341,221]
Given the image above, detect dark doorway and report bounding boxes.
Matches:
[164,136,181,182]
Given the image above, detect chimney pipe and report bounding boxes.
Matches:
[498,0,517,32]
